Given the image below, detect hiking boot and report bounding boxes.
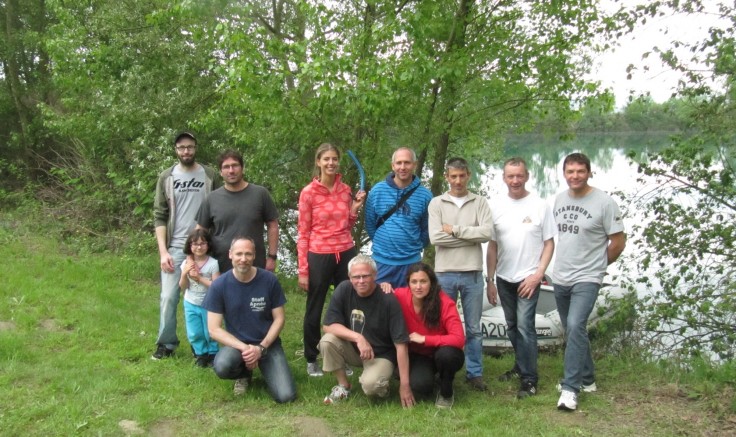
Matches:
[466,376,488,391]
[557,390,577,411]
[435,393,454,409]
[517,381,537,399]
[497,368,520,382]
[556,381,597,393]
[194,355,209,368]
[307,361,324,377]
[151,344,174,360]
[233,378,249,396]
[323,384,350,405]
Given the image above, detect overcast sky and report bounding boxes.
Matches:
[589,1,727,107]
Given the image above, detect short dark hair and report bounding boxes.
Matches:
[217,149,244,169]
[183,228,213,256]
[503,157,528,175]
[563,153,591,172]
[445,157,469,173]
[230,235,255,249]
[174,131,197,145]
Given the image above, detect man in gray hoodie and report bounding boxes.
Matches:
[151,132,219,360]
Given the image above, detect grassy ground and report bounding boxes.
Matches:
[0,216,734,436]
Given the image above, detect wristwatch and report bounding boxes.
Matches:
[257,344,268,357]
[267,253,278,261]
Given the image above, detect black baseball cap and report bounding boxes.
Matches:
[174,131,197,144]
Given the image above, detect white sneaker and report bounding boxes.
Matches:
[557,390,578,411]
[233,378,249,396]
[556,382,597,393]
[345,366,353,377]
[307,361,324,377]
[324,384,350,405]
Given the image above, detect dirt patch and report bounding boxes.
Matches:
[148,419,178,437]
[292,416,334,437]
[0,320,16,331]
[559,383,736,436]
[39,318,73,332]
[118,419,144,436]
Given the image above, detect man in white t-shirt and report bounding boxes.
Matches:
[486,157,556,399]
[552,152,626,411]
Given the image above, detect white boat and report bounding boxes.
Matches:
[460,282,628,355]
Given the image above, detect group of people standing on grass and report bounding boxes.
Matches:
[152,131,626,411]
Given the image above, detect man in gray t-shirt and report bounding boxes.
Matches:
[552,152,626,412]
[197,149,279,273]
[152,132,219,360]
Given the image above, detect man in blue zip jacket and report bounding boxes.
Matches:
[365,147,433,287]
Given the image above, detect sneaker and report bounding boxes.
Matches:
[151,344,174,360]
[435,393,454,409]
[556,382,597,393]
[307,361,324,377]
[466,376,488,391]
[207,354,216,367]
[557,390,578,411]
[323,384,350,405]
[194,355,209,368]
[233,378,249,396]
[497,368,520,382]
[345,366,354,377]
[517,381,537,399]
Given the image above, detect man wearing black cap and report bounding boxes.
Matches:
[151,132,220,360]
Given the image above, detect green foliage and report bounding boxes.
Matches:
[624,0,736,360]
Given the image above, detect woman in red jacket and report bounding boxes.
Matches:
[298,143,366,377]
[392,263,465,409]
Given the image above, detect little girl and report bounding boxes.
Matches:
[179,228,220,367]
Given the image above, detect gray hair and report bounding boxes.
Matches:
[348,254,377,274]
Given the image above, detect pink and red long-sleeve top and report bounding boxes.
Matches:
[297,174,358,277]
[393,286,465,356]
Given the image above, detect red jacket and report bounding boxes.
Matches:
[297,174,358,277]
[393,286,465,356]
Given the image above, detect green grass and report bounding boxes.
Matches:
[0,220,733,436]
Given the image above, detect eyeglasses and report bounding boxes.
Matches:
[176,145,196,152]
[221,163,242,171]
[191,242,208,247]
[350,274,373,281]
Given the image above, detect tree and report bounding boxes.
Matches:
[625,1,736,360]
[203,0,624,266]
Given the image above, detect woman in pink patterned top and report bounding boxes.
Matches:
[298,143,366,376]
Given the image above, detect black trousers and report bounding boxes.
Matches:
[409,346,465,398]
[303,247,357,362]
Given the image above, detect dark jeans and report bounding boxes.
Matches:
[409,346,465,398]
[213,344,297,403]
[497,277,540,385]
[303,247,356,362]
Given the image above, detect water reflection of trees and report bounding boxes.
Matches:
[496,133,670,198]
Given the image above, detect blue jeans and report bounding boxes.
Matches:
[213,344,296,403]
[156,247,185,349]
[437,271,484,379]
[183,300,219,356]
[554,282,600,393]
[497,277,539,385]
[375,262,412,289]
